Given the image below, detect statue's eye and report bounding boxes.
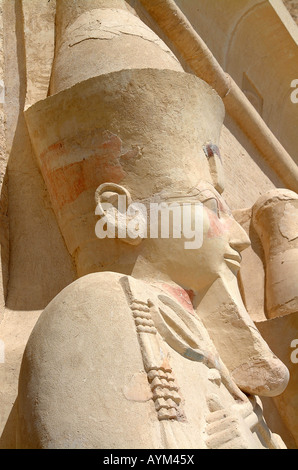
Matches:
[204,198,220,217]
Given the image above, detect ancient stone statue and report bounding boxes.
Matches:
[251,189,298,446]
[252,189,298,319]
[16,0,289,449]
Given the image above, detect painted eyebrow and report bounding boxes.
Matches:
[195,191,232,215]
[136,187,224,204]
[163,193,216,202]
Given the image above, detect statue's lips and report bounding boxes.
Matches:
[224,252,242,269]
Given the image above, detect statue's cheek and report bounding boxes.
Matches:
[207,211,230,239]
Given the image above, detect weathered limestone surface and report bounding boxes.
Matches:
[175,0,298,165]
[253,189,298,320]
[257,314,298,448]
[17,272,286,449]
[23,0,56,109]
[284,0,298,24]
[0,0,8,327]
[234,189,298,446]
[0,0,75,449]
[0,0,297,449]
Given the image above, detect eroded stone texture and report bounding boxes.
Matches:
[19,2,289,445]
[0,0,297,450]
[17,272,286,449]
[50,0,182,94]
[252,189,298,319]
[283,0,298,24]
[257,313,298,448]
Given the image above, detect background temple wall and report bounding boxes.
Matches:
[175,0,298,167]
[0,0,76,448]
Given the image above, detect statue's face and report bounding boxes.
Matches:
[148,181,250,292]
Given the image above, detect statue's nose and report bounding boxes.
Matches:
[229,219,251,253]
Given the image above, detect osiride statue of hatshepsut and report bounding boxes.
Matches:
[0,0,297,449]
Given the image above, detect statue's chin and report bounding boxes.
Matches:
[232,357,290,397]
[197,269,290,398]
[224,259,241,276]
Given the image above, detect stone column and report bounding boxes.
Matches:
[252,189,298,319]
[252,189,298,446]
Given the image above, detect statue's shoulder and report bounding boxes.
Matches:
[35,271,151,329]
[23,272,152,371]
[49,271,154,305]
[59,270,127,294]
[47,271,133,304]
[18,273,159,449]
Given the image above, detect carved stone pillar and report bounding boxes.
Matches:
[252,189,298,319]
[252,189,298,446]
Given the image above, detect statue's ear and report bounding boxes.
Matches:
[95,183,144,245]
[95,182,132,213]
[203,143,225,194]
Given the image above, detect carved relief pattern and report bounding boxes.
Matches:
[130,301,157,335]
[129,297,182,421]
